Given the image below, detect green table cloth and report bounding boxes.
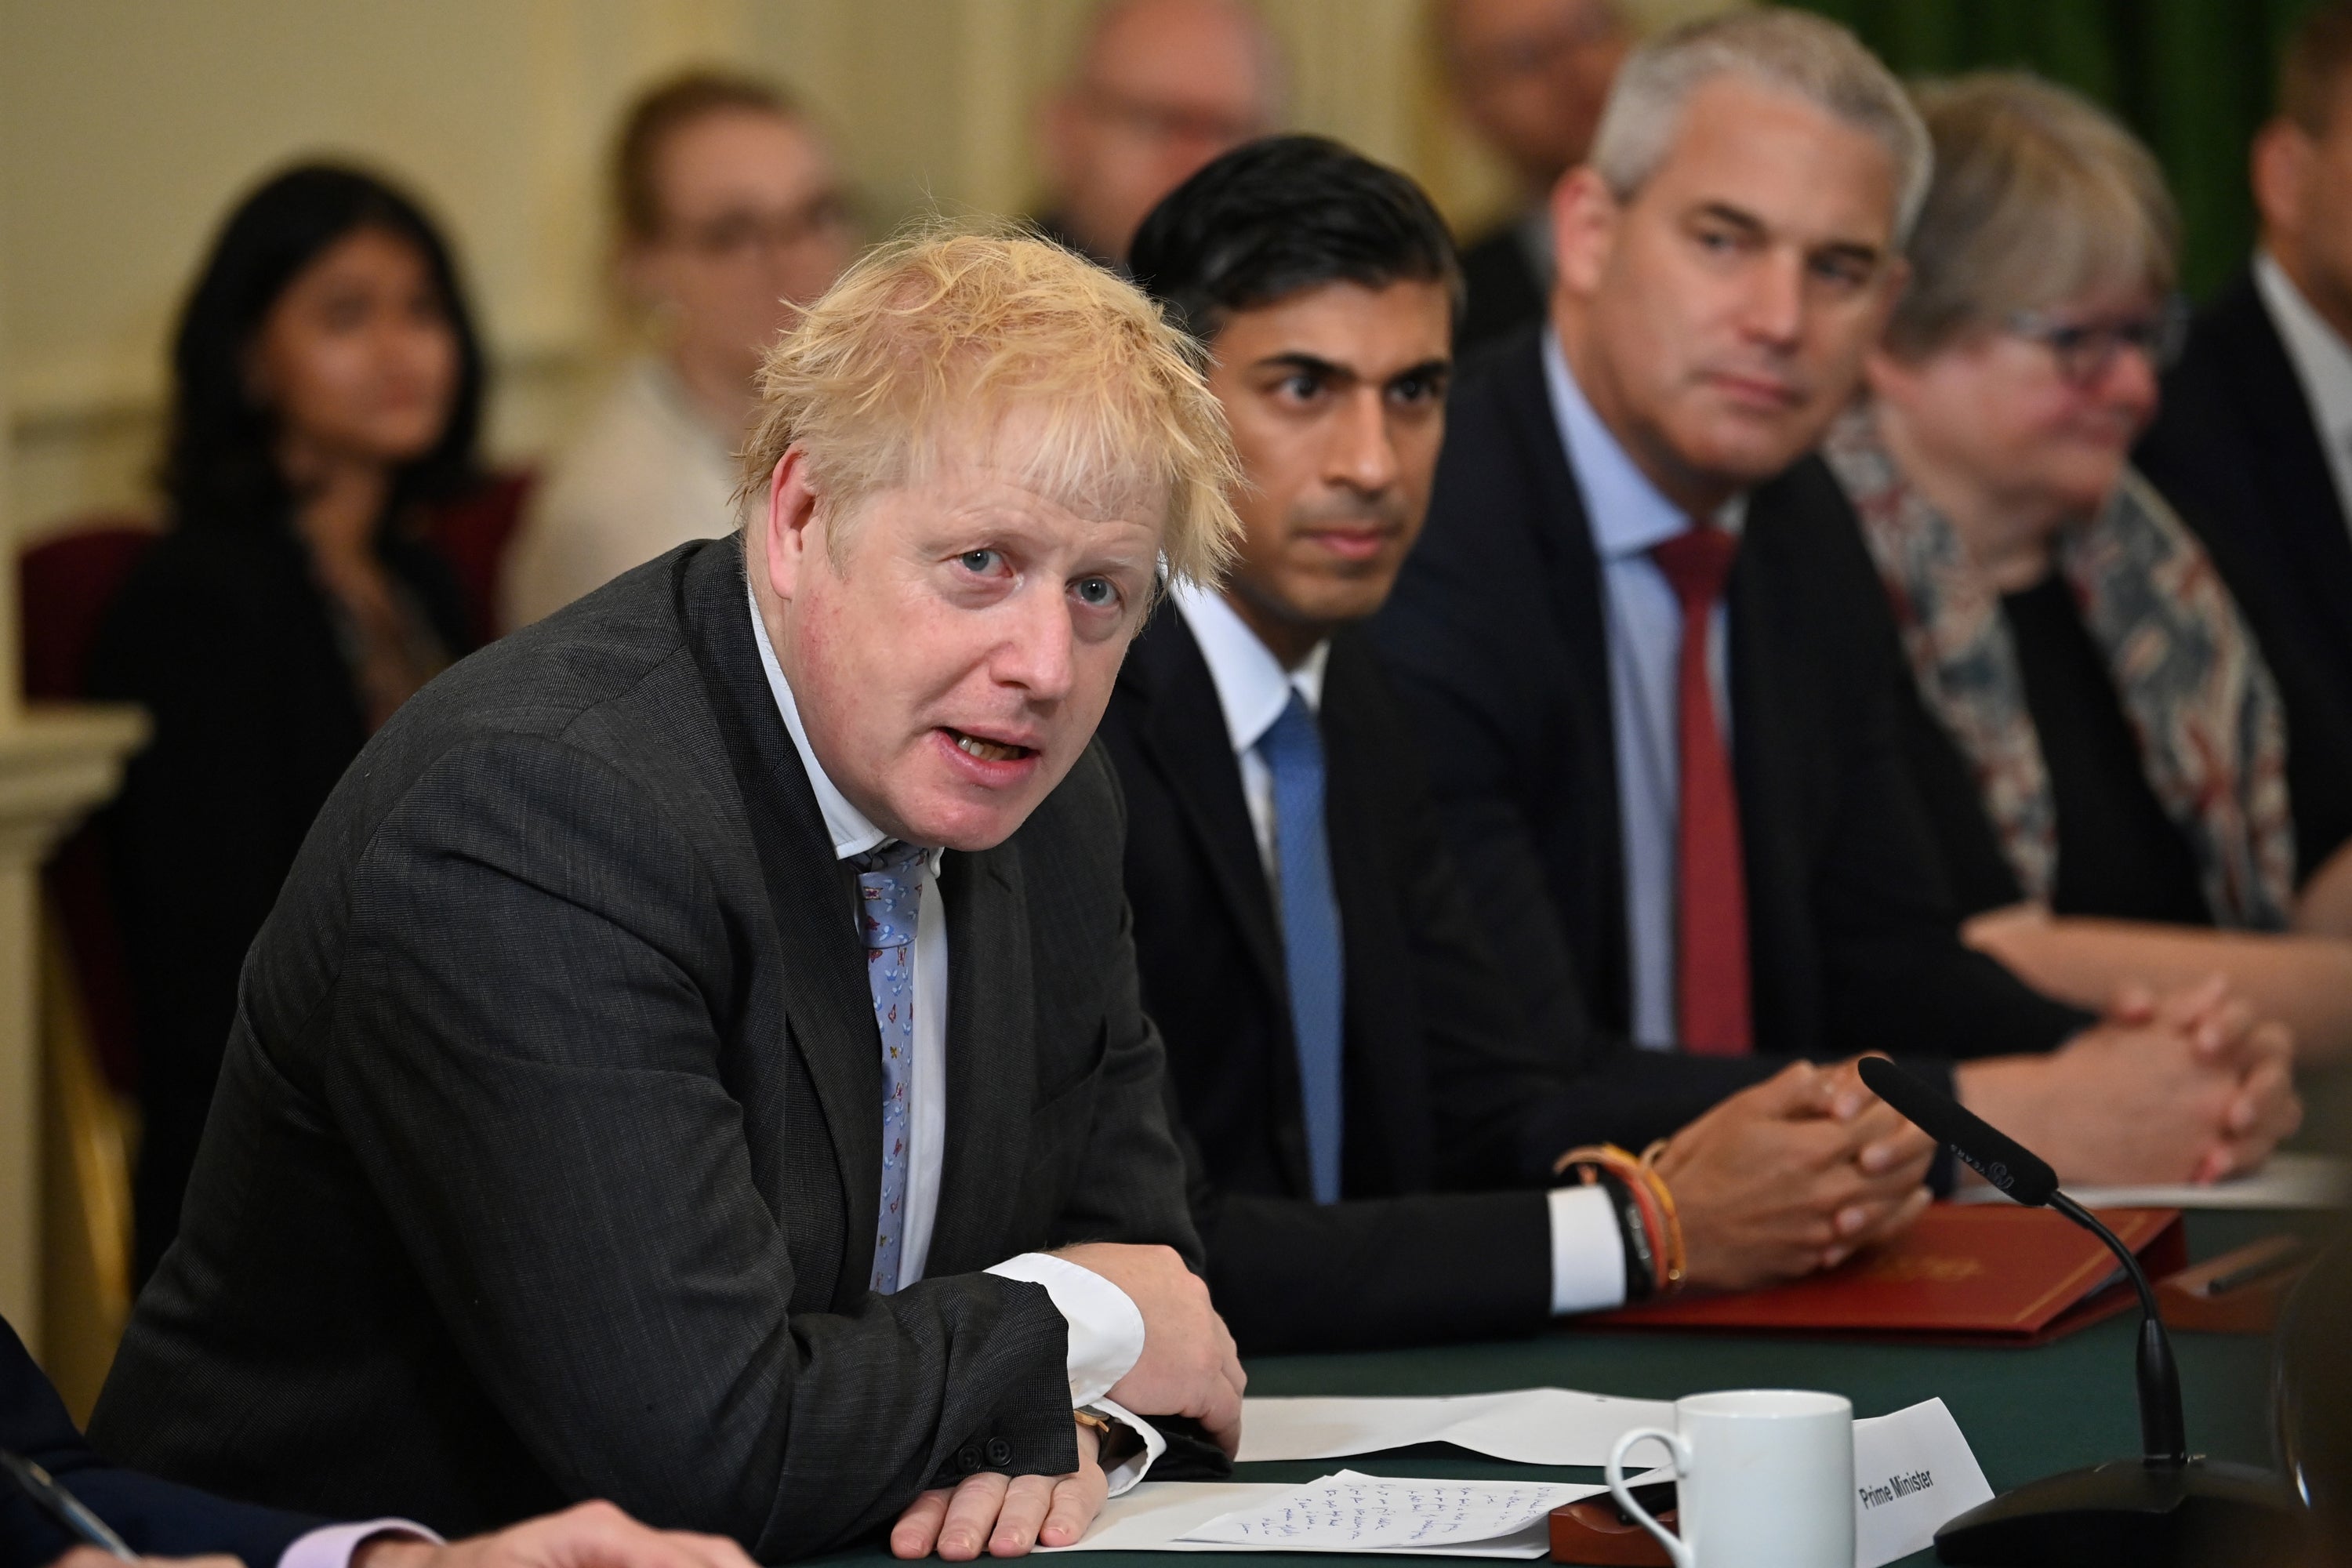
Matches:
[805,1211,2318,1568]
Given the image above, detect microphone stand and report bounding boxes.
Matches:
[1849,1058,2303,1565]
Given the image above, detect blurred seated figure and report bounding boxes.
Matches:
[1825,73,2352,1062]
[2138,0,2352,931]
[0,1312,756,1568]
[1436,0,1627,354]
[1033,0,1283,268]
[89,163,479,1282]
[502,71,853,628]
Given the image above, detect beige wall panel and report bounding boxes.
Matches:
[5,0,1744,539]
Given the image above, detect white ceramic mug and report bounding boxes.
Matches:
[1604,1388,1855,1568]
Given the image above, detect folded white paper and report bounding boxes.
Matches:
[1949,1149,2349,1210]
[1851,1399,1995,1566]
[1036,1475,1620,1557]
[1236,1388,1675,1466]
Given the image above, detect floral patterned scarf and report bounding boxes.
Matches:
[1823,405,2295,929]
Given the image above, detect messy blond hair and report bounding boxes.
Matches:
[739,221,1241,592]
[1887,73,2176,361]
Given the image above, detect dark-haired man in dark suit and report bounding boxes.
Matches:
[2136,0,2352,906]
[1107,133,1948,1356]
[1373,12,2297,1187]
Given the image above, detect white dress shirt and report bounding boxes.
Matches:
[2255,250,2352,536]
[746,585,1161,1489]
[503,359,742,630]
[1541,332,1744,1053]
[1171,583,1628,1315]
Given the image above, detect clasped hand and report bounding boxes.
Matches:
[1651,1058,1936,1293]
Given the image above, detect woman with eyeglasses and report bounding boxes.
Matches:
[499,71,855,630]
[1824,72,2352,1062]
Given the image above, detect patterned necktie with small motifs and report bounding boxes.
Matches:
[855,840,927,1292]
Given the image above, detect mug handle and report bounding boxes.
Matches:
[1606,1426,1694,1568]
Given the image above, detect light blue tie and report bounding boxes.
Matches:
[856,841,927,1293]
[1258,691,1345,1203]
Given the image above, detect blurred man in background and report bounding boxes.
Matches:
[2137,0,2352,931]
[1034,0,1284,267]
[1437,0,1627,353]
[503,71,855,628]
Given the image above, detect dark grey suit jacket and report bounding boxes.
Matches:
[89,536,1200,1559]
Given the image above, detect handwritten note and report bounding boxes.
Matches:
[1177,1470,1588,1552]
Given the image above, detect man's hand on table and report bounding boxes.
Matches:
[1652,1059,1934,1291]
[1955,975,2302,1187]
[1050,1242,1246,1456]
[891,1421,1107,1560]
[356,1502,754,1568]
[44,1504,758,1568]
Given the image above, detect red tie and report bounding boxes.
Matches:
[1650,525,1752,1055]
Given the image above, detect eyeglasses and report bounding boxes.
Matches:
[2003,296,2190,385]
[666,192,855,263]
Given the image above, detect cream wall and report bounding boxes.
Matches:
[2,0,1726,543]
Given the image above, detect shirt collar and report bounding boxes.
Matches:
[1541,328,1745,557]
[744,576,938,868]
[2256,250,2352,440]
[1171,579,1330,756]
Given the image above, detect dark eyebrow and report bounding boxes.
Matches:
[1252,352,1356,383]
[1388,357,1453,388]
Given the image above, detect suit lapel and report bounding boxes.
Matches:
[678,539,885,1299]
[1125,608,1289,1004]
[2222,278,2352,660]
[925,847,1036,1274]
[1493,340,1634,1028]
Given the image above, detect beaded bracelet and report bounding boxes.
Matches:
[1555,1143,1679,1297]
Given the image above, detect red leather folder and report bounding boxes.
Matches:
[1581,1204,2186,1345]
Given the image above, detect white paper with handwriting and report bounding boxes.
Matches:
[1176,1470,1593,1554]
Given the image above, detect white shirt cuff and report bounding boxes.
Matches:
[985,1251,1145,1406]
[278,1520,443,1568]
[1088,1396,1167,1497]
[1547,1185,1629,1315]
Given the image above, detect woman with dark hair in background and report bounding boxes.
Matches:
[91,162,481,1280]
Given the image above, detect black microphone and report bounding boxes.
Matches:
[1853,1058,2301,1564]
[1857,1056,2181,1461]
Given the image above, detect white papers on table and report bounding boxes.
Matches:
[1034,1476,1626,1558]
[1235,1388,1675,1466]
[1180,1471,1599,1555]
[1047,1400,1991,1565]
[1950,1150,2350,1210]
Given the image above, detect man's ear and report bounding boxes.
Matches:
[1549,166,1620,299]
[2252,118,2310,244]
[764,447,821,604]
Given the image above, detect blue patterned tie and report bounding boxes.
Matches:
[1258,691,1345,1203]
[856,841,927,1293]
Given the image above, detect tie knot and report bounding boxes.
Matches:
[1650,524,1739,611]
[1256,690,1322,770]
[855,841,926,949]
